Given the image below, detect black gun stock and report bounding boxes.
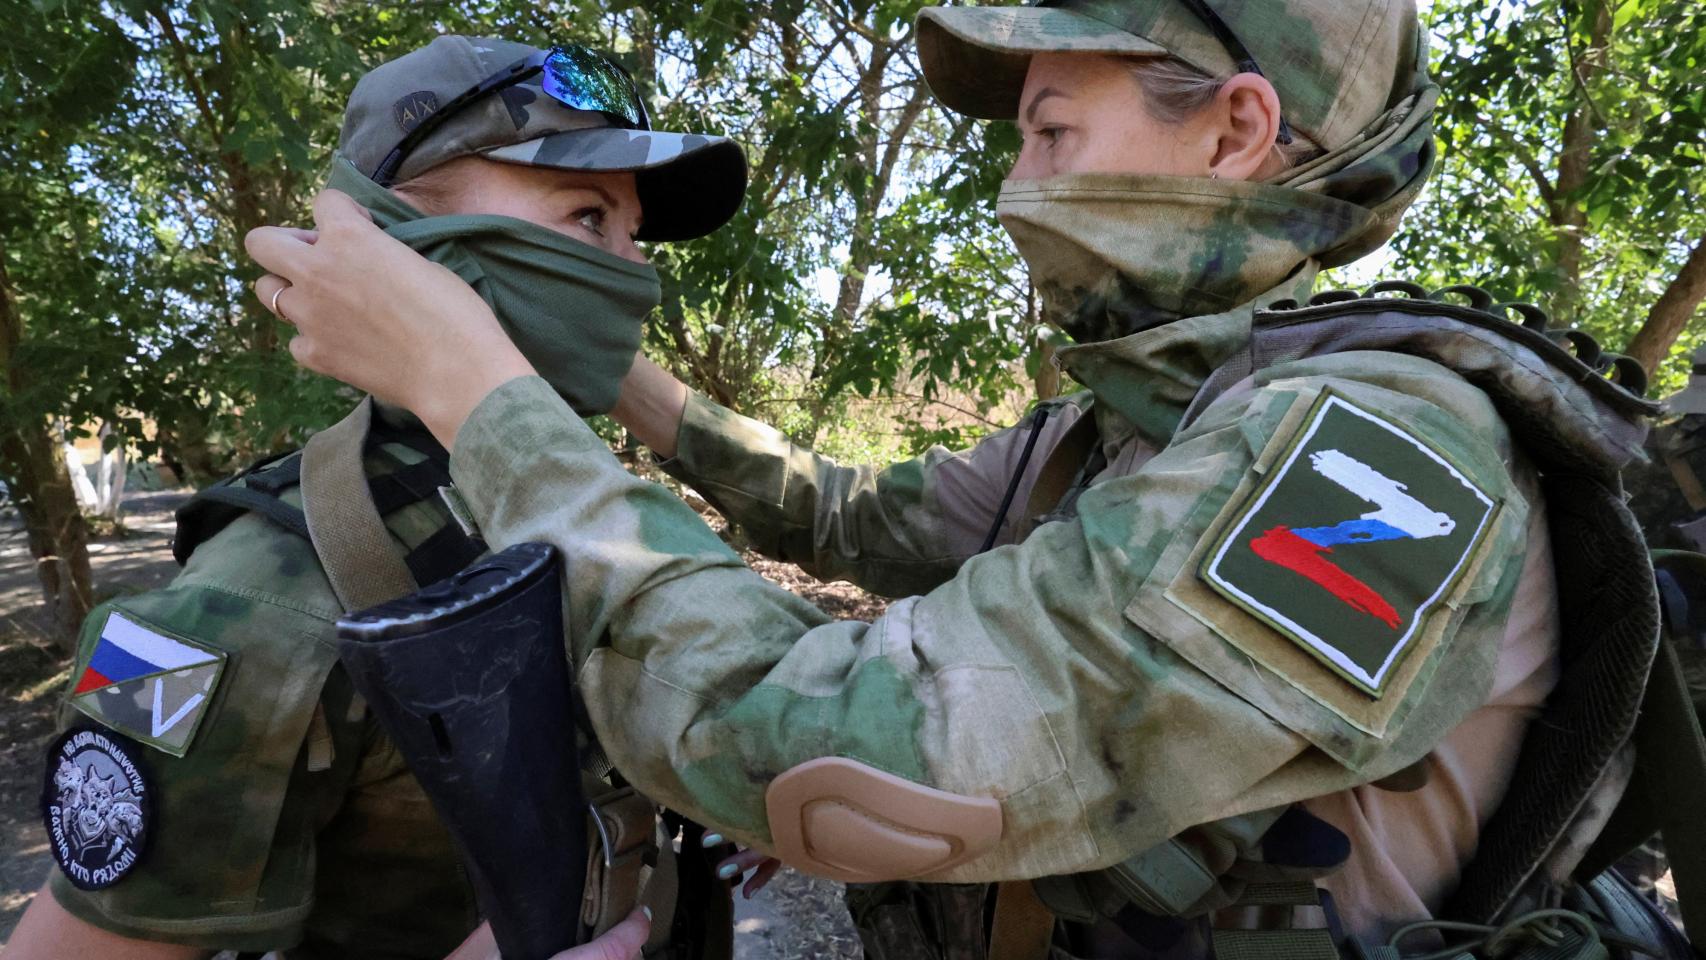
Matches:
[337,542,586,960]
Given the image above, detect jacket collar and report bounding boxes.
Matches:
[1056,264,1318,447]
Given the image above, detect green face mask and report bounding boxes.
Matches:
[326,156,661,415]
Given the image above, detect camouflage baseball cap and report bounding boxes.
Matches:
[917,0,1425,151]
[340,35,747,242]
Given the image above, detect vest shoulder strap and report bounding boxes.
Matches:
[1184,281,1657,479]
[300,398,416,612]
[172,402,484,597]
[172,451,307,564]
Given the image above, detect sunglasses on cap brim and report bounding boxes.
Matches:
[370,43,652,187]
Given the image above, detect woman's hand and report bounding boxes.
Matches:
[446,909,650,960]
[245,189,536,449]
[719,848,782,900]
[701,832,781,900]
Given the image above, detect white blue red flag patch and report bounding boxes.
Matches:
[1202,392,1497,697]
[69,612,225,756]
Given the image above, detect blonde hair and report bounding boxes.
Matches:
[1125,57,1324,169]
[390,155,485,215]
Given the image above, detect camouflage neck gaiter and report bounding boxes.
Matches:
[997,84,1439,345]
[326,155,661,415]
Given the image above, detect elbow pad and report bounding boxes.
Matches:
[765,757,1002,882]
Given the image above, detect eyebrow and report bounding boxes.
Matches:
[564,181,642,229]
[1024,87,1069,124]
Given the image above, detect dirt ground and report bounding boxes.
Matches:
[0,489,868,956]
[0,489,190,949]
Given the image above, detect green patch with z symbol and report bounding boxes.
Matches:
[1200,390,1499,697]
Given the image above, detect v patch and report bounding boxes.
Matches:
[1201,391,1498,697]
[69,612,226,757]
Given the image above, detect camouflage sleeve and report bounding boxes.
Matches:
[44,514,347,952]
[450,364,1530,881]
[660,390,1094,597]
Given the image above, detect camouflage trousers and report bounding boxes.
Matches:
[846,882,993,960]
[845,882,1214,960]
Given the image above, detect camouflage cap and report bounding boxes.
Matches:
[340,35,747,242]
[917,0,1425,151]
[1667,346,1706,417]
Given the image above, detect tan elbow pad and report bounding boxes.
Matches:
[764,757,1002,883]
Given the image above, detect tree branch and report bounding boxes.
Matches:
[1477,113,1556,211]
[1626,235,1706,375]
[146,6,223,141]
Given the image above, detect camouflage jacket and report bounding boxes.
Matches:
[444,287,1549,889]
[47,411,480,958]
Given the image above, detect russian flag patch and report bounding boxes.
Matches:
[69,613,226,757]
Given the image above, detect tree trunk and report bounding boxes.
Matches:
[156,405,229,485]
[1549,1,1612,326]
[1033,336,1061,403]
[807,36,930,442]
[150,6,296,458]
[95,422,128,522]
[0,231,95,650]
[63,436,98,510]
[0,427,95,652]
[1626,235,1706,376]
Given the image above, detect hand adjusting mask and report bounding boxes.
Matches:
[328,158,661,417]
[334,42,663,415]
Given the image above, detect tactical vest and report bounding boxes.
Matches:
[175,400,733,960]
[855,283,1704,960]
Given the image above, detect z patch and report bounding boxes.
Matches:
[69,612,225,756]
[1201,391,1497,697]
[41,729,153,890]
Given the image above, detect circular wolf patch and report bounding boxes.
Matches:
[40,729,152,890]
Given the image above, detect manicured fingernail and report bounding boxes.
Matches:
[642,905,653,921]
[717,863,740,880]
[701,833,724,848]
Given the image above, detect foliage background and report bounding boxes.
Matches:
[3,0,1704,646]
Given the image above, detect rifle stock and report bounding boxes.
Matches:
[337,542,587,960]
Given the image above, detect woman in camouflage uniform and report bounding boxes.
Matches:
[9,34,745,960]
[252,2,1598,956]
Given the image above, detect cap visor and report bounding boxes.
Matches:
[481,129,748,242]
[917,6,1168,119]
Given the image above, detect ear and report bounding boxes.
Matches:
[1207,73,1284,181]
